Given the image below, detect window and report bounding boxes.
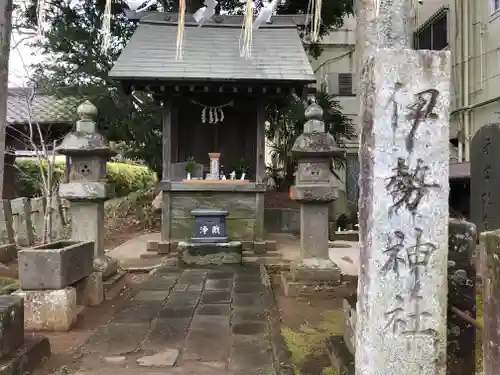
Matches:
[338,74,353,96]
[492,0,500,14]
[414,10,448,50]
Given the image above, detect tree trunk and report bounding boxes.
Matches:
[0,0,12,200]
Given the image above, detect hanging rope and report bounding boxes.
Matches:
[100,0,113,53]
[306,0,322,43]
[176,0,187,60]
[190,100,234,124]
[239,0,253,58]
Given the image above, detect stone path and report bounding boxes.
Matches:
[71,264,282,375]
[109,232,360,277]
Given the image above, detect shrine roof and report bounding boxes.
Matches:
[7,88,78,125]
[109,12,316,85]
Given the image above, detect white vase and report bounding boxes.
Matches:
[187,172,192,180]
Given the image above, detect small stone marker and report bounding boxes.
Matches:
[470,123,500,234]
[191,209,229,243]
[30,197,45,241]
[10,197,34,247]
[356,48,451,375]
[0,199,14,245]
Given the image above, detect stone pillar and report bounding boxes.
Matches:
[281,103,343,296]
[355,39,451,375]
[355,0,451,373]
[470,123,500,234]
[56,101,118,279]
[480,229,500,375]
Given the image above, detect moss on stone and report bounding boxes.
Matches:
[281,309,344,375]
[0,277,20,295]
[476,293,483,373]
[182,251,242,266]
[321,367,337,375]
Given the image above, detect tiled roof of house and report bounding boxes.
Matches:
[7,88,79,125]
[109,13,316,84]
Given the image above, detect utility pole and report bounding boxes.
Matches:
[0,0,12,200]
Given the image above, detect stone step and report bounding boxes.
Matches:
[242,250,283,258]
[0,334,50,375]
[242,257,289,266]
[103,270,127,301]
[0,296,24,358]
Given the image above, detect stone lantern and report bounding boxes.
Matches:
[282,101,344,295]
[56,101,118,278]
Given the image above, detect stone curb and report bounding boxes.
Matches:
[259,265,294,375]
[326,335,354,375]
[0,334,51,375]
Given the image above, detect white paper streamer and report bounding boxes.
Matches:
[193,0,218,26]
[253,0,279,30]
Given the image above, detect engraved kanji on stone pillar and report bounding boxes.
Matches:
[57,101,118,279]
[288,103,343,284]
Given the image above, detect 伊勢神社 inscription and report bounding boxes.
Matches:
[383,81,441,349]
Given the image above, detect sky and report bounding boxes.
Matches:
[8,0,41,87]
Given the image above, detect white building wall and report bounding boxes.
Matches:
[415,0,500,161]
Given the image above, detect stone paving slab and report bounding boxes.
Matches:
[71,264,285,375]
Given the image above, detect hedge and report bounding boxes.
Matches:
[15,159,157,198]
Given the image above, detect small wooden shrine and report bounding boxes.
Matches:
[110,12,315,252]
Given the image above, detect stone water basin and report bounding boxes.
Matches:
[18,240,94,290]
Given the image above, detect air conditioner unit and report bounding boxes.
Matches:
[322,73,355,96]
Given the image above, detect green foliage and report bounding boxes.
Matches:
[15,160,65,198]
[185,156,197,173]
[107,162,158,196]
[15,159,157,198]
[15,0,353,174]
[266,91,355,189]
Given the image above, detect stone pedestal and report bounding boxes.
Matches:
[15,288,78,331]
[14,270,103,332]
[75,272,104,306]
[56,101,118,281]
[179,241,242,266]
[281,103,343,296]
